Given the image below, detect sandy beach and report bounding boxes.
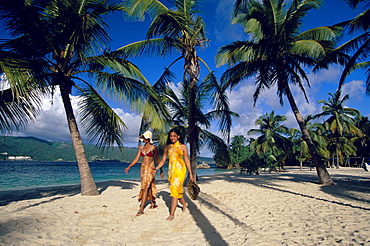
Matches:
[1,167,369,246]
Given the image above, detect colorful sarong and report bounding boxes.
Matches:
[167,141,186,198]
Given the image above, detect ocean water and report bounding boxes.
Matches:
[0,161,229,191]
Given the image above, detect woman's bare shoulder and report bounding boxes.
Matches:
[180,144,188,150]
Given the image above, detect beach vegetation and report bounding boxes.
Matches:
[215,0,341,185]
[228,135,250,169]
[120,0,236,178]
[289,116,331,170]
[248,111,291,172]
[354,116,370,160]
[314,90,362,167]
[0,0,166,195]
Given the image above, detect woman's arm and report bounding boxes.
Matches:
[182,144,195,182]
[154,145,168,172]
[124,147,142,173]
[153,146,164,178]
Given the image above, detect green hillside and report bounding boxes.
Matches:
[0,136,214,163]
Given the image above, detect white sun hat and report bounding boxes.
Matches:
[138,131,153,144]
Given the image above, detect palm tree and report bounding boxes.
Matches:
[314,90,362,167]
[229,135,248,168]
[354,116,370,160]
[0,0,164,195]
[121,0,234,177]
[248,111,290,171]
[216,0,341,184]
[150,71,238,177]
[336,0,370,90]
[289,115,330,170]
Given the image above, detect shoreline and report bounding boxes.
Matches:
[1,166,369,245]
[0,161,229,192]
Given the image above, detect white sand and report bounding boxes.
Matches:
[1,167,369,246]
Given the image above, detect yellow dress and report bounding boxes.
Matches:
[168,141,186,198]
[138,152,157,203]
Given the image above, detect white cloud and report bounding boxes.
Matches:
[112,107,142,145]
[342,80,365,103]
[8,87,143,147]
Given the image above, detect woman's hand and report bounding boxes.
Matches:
[124,167,130,174]
[189,175,195,183]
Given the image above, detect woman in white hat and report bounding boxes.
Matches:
[125,131,163,216]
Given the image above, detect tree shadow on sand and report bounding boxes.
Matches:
[157,189,230,246]
[199,168,370,210]
[0,180,138,207]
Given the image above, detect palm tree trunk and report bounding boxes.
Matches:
[60,85,99,195]
[184,48,200,180]
[285,86,334,185]
[336,147,340,169]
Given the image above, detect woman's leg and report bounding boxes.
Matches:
[179,197,188,212]
[137,188,149,216]
[166,197,178,220]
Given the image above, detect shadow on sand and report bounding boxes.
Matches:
[0,180,138,206]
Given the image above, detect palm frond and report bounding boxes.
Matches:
[77,84,126,148]
[123,0,168,21]
[116,37,179,58]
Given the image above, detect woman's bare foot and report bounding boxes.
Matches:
[136,211,144,216]
[182,203,188,212]
[166,215,174,221]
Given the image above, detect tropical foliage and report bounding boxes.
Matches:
[248,111,290,171]
[228,109,368,174]
[314,90,362,167]
[150,71,238,173]
[336,0,370,91]
[0,0,165,195]
[1,0,370,188]
[215,0,344,184]
[121,0,236,177]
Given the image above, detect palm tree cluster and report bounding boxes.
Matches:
[222,91,370,173]
[216,0,369,184]
[0,0,166,195]
[0,0,369,192]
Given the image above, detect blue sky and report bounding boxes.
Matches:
[1,0,369,157]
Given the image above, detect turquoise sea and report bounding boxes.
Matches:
[0,161,229,191]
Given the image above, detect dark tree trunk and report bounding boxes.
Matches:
[60,85,99,195]
[285,86,334,185]
[184,48,200,180]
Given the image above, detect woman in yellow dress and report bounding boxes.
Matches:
[125,131,163,216]
[155,128,195,220]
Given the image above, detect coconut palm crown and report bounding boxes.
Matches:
[216,0,343,184]
[121,0,235,177]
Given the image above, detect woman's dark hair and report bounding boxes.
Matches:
[166,128,184,145]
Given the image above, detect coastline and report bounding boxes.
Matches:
[0,161,227,191]
[1,167,369,245]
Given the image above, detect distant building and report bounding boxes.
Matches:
[1,152,8,160]
[8,156,32,161]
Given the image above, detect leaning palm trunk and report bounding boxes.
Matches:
[60,85,99,195]
[184,47,200,180]
[285,86,334,185]
[336,136,340,168]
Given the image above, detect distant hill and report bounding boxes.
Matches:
[0,136,215,164]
